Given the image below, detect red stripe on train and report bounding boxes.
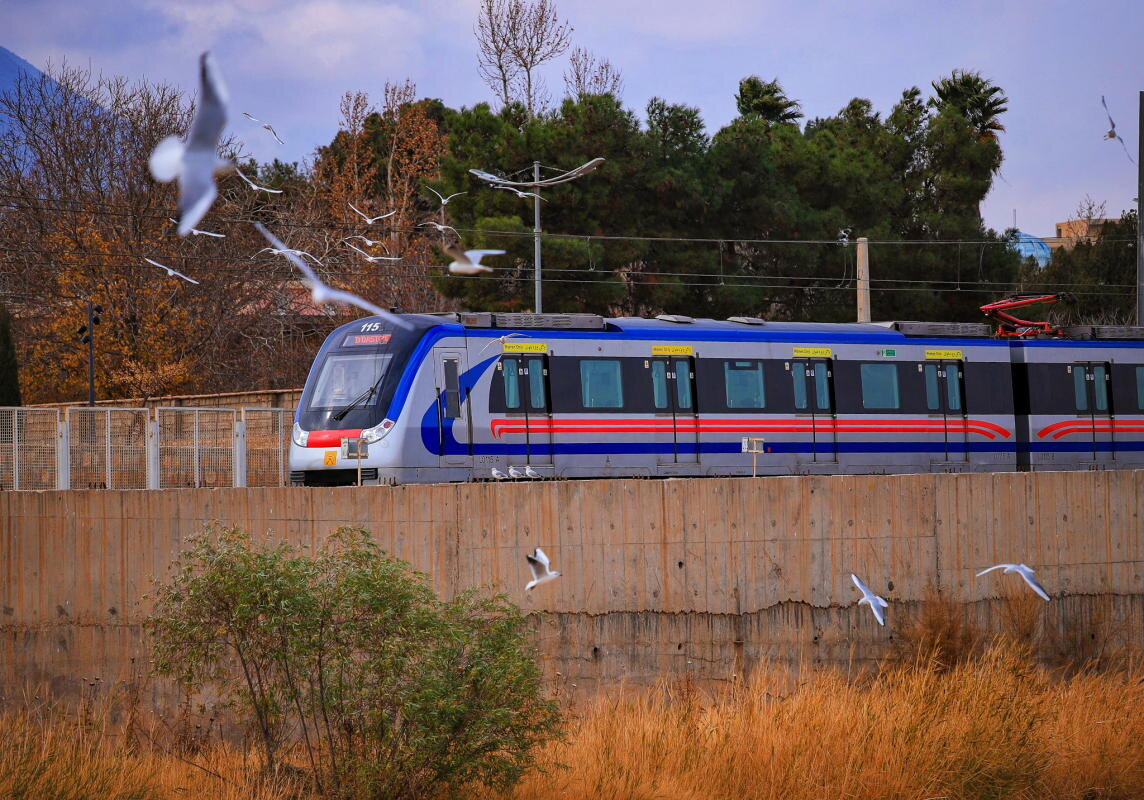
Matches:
[490,418,1012,439]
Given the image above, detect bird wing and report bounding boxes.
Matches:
[1116,136,1137,164]
[369,210,396,222]
[1016,566,1051,601]
[533,548,551,571]
[876,595,889,608]
[1101,95,1115,129]
[187,52,228,154]
[243,111,260,123]
[976,564,1013,577]
[425,186,445,203]
[148,136,185,183]
[348,203,370,221]
[267,125,285,144]
[178,174,217,236]
[443,243,470,264]
[465,249,506,261]
[144,257,170,271]
[171,269,200,285]
[851,573,870,596]
[198,229,225,237]
[446,192,466,202]
[469,168,509,184]
[870,603,886,626]
[525,553,545,581]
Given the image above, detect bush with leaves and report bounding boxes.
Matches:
[148,526,562,799]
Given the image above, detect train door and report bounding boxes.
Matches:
[650,356,699,464]
[791,359,837,463]
[520,355,552,466]
[435,351,471,467]
[924,360,968,463]
[1071,362,1113,462]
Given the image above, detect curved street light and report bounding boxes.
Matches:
[469,157,604,313]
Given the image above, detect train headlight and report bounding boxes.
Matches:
[360,418,395,444]
[292,422,309,447]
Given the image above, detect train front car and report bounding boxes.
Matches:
[289,314,443,486]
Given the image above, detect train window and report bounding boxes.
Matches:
[792,363,808,410]
[527,357,547,410]
[443,359,461,419]
[502,358,522,409]
[860,363,901,409]
[580,360,624,408]
[651,361,669,409]
[724,361,766,408]
[675,359,694,409]
[947,363,963,411]
[924,364,940,411]
[813,362,831,410]
[308,353,392,409]
[1073,368,1088,411]
[1093,365,1109,412]
[1137,367,1144,410]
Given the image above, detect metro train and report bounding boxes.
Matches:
[288,311,1144,486]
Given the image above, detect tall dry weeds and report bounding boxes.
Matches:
[511,641,1144,800]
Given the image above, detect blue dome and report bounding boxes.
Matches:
[1012,232,1052,268]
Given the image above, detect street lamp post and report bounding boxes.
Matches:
[470,157,604,313]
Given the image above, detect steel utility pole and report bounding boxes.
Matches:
[856,237,871,323]
[77,301,102,406]
[533,161,543,312]
[1137,90,1143,325]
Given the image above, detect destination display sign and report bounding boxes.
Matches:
[793,346,833,358]
[925,349,964,360]
[652,345,694,356]
[342,333,392,347]
[503,342,548,353]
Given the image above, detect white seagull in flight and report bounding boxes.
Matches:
[144,257,199,284]
[496,185,546,202]
[345,242,402,262]
[479,332,528,353]
[348,203,396,224]
[444,243,504,275]
[525,547,560,591]
[242,111,285,144]
[256,247,322,266]
[424,186,467,206]
[418,221,459,237]
[169,218,224,237]
[235,169,283,194]
[851,573,888,626]
[343,234,390,250]
[1101,96,1137,164]
[976,563,1051,601]
[254,223,410,329]
[148,52,229,237]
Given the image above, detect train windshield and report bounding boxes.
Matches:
[307,353,393,411]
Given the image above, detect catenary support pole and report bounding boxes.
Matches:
[856,237,871,323]
[533,160,543,313]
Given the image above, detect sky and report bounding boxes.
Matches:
[2,0,1142,238]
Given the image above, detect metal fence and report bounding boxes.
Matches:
[0,406,293,491]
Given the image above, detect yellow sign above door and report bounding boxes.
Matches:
[793,346,833,358]
[651,345,694,356]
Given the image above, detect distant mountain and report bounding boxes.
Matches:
[0,46,47,137]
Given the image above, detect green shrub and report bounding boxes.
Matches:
[148,525,562,799]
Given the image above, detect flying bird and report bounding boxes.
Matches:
[424,186,466,206]
[169,218,224,237]
[345,242,402,262]
[496,185,546,201]
[1101,96,1137,164]
[976,563,1051,602]
[343,234,390,250]
[148,52,230,237]
[468,168,509,185]
[418,221,459,237]
[348,203,396,224]
[254,223,410,329]
[491,467,508,480]
[234,169,283,194]
[444,243,504,275]
[524,465,542,479]
[255,247,323,265]
[851,573,889,626]
[242,111,285,144]
[525,547,560,591]
[143,257,199,285]
[479,332,529,353]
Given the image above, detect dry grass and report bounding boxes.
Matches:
[4,643,1143,800]
[511,643,1144,800]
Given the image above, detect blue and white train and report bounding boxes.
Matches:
[288,312,1144,486]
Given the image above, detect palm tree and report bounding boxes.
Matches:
[735,76,803,125]
[931,69,1008,143]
